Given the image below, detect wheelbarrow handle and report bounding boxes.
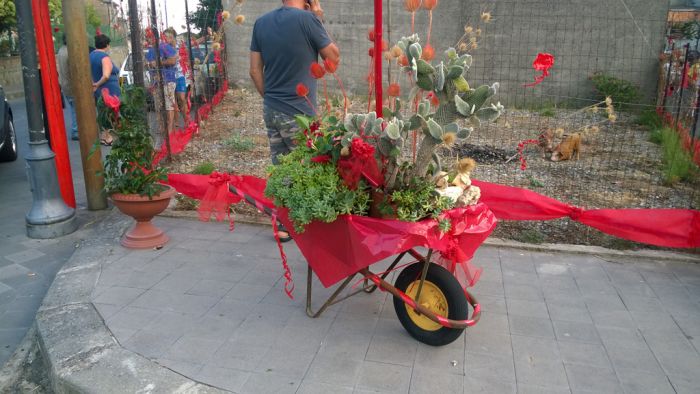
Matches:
[228,184,275,217]
[360,268,481,329]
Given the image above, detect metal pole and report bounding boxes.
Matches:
[387,0,392,85]
[14,0,77,238]
[32,0,75,208]
[675,44,690,128]
[63,0,108,210]
[184,0,199,123]
[374,0,383,117]
[662,43,675,109]
[150,0,172,161]
[128,0,145,88]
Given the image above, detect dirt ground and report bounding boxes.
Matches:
[163,88,699,250]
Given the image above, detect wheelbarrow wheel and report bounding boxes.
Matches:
[393,262,468,346]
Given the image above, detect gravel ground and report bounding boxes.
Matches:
[162,89,699,250]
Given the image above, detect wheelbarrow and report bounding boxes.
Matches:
[226,181,496,346]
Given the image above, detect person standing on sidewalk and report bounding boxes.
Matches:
[57,34,78,141]
[90,34,121,145]
[249,0,340,240]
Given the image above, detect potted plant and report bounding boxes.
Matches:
[98,86,174,249]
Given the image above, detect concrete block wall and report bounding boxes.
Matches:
[223,0,670,106]
[0,56,24,99]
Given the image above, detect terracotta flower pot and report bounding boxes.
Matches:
[110,185,176,249]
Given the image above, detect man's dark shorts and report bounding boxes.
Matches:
[263,105,299,165]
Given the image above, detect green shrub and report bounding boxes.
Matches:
[224,135,255,151]
[590,72,641,111]
[637,109,662,129]
[191,161,215,175]
[658,127,698,184]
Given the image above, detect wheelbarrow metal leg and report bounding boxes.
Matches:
[306,265,357,318]
[363,251,408,294]
[414,249,433,304]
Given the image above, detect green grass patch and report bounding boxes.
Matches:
[191,161,215,175]
[637,109,663,130]
[657,127,698,185]
[539,106,556,117]
[224,135,255,151]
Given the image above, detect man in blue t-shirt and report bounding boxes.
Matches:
[146,35,178,134]
[250,0,339,165]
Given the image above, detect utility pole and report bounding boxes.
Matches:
[150,0,172,161]
[14,0,77,238]
[128,0,145,88]
[63,0,108,210]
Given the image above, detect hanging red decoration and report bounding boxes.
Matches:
[310,62,326,79]
[422,44,435,61]
[296,82,309,97]
[524,52,555,87]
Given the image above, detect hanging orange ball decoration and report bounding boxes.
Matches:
[422,44,435,61]
[404,0,422,12]
[422,0,438,11]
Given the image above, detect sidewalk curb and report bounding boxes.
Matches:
[34,210,225,393]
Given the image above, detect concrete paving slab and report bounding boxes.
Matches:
[20,207,700,393]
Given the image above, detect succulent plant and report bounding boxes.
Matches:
[393,35,505,180]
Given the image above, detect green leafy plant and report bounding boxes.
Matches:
[538,105,556,117]
[99,86,167,197]
[224,135,255,151]
[590,72,640,111]
[265,147,369,233]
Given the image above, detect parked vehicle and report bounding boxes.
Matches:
[0,85,17,162]
[119,51,152,87]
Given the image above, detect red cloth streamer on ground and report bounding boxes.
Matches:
[524,53,555,87]
[473,180,700,248]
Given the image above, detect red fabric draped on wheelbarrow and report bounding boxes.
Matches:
[473,180,700,248]
[275,204,496,288]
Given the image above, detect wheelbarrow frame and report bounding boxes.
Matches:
[229,184,482,333]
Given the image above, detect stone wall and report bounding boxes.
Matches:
[223,0,670,106]
[0,56,24,99]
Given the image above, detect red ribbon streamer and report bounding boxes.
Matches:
[524,52,555,87]
[473,180,700,249]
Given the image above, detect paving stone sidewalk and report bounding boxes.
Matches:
[87,216,700,394]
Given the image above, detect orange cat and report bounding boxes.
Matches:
[551,133,581,162]
[538,128,554,158]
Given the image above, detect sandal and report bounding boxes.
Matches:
[277,223,292,243]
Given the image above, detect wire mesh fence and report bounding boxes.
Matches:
[128,1,698,248]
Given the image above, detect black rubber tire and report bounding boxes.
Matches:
[393,262,468,346]
[0,114,17,162]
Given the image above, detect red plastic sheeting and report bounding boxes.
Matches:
[473,180,700,249]
[167,174,497,288]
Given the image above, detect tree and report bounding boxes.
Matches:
[0,0,16,35]
[192,0,222,33]
[0,0,62,34]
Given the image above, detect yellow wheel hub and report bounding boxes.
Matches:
[405,280,448,331]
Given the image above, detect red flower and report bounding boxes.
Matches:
[350,137,375,159]
[323,58,338,74]
[53,27,60,33]
[296,82,309,97]
[422,44,435,61]
[404,0,422,12]
[368,47,375,58]
[368,28,375,42]
[398,55,409,67]
[387,83,401,97]
[422,0,438,10]
[101,89,121,115]
[310,155,331,164]
[427,91,439,106]
[310,62,326,79]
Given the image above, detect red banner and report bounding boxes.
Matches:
[473,180,700,249]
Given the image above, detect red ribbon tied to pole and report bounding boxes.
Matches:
[524,53,555,87]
